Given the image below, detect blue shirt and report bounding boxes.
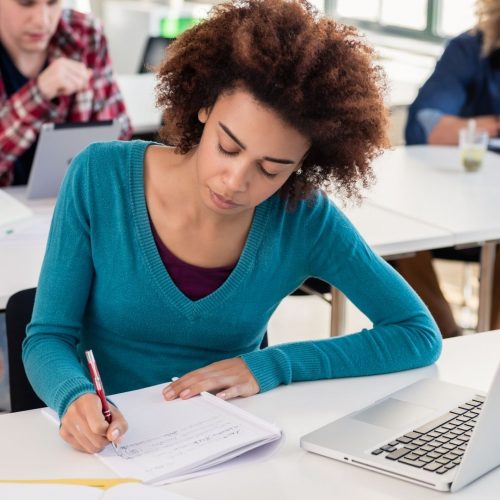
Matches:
[406,31,500,144]
[23,140,442,417]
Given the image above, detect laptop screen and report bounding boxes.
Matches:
[26,120,121,200]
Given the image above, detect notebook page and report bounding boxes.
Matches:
[0,190,32,228]
[154,435,284,485]
[99,384,281,484]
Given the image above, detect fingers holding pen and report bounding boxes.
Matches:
[60,393,109,453]
[105,405,128,445]
[60,393,127,454]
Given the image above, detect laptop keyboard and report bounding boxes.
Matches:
[370,395,485,475]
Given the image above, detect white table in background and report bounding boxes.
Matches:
[1,331,499,499]
[369,146,500,245]
[324,202,453,335]
[0,188,54,311]
[116,73,162,135]
[368,146,500,331]
[0,188,453,323]
[342,202,453,258]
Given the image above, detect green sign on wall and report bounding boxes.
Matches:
[160,17,199,38]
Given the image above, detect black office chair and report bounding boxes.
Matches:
[138,36,175,73]
[5,288,45,412]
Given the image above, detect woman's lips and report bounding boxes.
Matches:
[210,189,240,209]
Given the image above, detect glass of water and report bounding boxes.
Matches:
[459,121,489,172]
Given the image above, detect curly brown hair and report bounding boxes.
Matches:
[156,0,388,202]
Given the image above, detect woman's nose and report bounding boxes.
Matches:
[223,162,251,192]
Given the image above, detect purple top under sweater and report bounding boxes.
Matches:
[150,222,235,300]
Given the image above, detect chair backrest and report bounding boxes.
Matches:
[137,36,175,73]
[5,288,45,412]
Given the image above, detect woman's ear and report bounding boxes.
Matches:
[198,107,209,124]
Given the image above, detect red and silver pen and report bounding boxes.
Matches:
[85,349,112,422]
[85,349,119,452]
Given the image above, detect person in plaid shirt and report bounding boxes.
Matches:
[0,0,133,187]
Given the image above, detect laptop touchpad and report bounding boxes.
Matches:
[353,398,434,431]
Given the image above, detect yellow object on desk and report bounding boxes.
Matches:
[0,478,140,489]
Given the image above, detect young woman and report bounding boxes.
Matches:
[23,0,441,454]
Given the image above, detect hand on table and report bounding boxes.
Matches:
[163,358,259,401]
[60,393,128,454]
[37,57,92,100]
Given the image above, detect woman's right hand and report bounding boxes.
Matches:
[60,393,128,453]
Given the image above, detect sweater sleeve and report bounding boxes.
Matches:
[241,195,442,392]
[22,146,96,417]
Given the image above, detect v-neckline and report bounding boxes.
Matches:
[129,141,272,318]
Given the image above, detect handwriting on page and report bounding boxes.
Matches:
[95,387,281,483]
[118,415,242,462]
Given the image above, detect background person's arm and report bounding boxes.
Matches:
[405,33,482,145]
[428,114,500,144]
[37,58,91,100]
[71,19,133,140]
[0,80,55,180]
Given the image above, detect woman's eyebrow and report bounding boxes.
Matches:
[218,121,295,165]
[219,122,246,149]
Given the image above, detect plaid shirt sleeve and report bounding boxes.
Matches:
[0,80,59,185]
[66,16,133,141]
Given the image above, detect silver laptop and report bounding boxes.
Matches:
[301,363,500,492]
[26,120,121,199]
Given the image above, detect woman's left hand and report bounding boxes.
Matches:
[163,358,259,401]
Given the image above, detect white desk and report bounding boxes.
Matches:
[326,201,453,335]
[1,331,499,499]
[117,74,162,135]
[0,190,452,313]
[368,145,500,331]
[342,202,453,258]
[369,146,500,245]
[0,188,54,311]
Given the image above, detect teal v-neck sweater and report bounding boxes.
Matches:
[23,141,442,417]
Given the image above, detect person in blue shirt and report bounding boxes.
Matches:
[406,11,500,144]
[395,0,500,339]
[23,0,441,454]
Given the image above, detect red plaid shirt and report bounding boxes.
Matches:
[0,9,133,186]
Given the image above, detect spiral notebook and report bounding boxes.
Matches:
[44,383,282,485]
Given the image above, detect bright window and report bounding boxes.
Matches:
[380,0,427,30]
[331,0,478,41]
[336,0,379,22]
[437,0,476,37]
